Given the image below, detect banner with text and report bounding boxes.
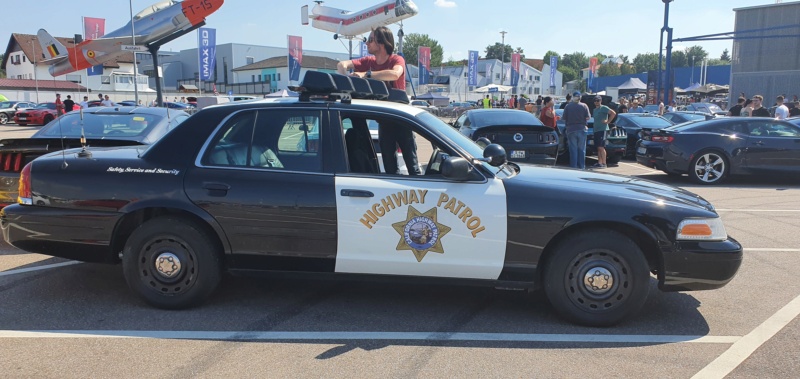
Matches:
[83,16,105,76]
[588,57,598,92]
[288,35,303,82]
[511,53,520,87]
[418,46,431,85]
[359,41,370,58]
[468,50,478,86]
[549,56,558,88]
[198,28,216,82]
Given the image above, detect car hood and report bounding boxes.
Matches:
[508,164,716,213]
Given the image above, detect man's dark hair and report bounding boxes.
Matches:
[737,97,745,104]
[543,96,552,104]
[371,26,395,55]
[565,94,572,101]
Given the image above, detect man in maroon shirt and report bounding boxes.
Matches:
[337,26,420,175]
[337,26,406,90]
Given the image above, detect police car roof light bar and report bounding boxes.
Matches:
[366,79,389,100]
[349,76,373,99]
[292,71,408,104]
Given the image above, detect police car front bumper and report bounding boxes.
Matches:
[660,237,743,291]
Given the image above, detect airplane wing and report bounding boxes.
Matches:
[78,35,148,52]
[40,56,70,66]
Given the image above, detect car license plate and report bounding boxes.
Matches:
[510,150,526,159]
[18,117,27,121]
[637,146,647,155]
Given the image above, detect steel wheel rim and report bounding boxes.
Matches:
[694,153,725,183]
[563,249,633,312]
[0,114,7,124]
[137,236,198,295]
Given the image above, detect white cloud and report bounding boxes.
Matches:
[434,0,457,8]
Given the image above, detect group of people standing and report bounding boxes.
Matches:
[726,95,800,119]
[561,91,617,170]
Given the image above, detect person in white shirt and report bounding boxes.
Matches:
[774,95,789,120]
[101,95,115,107]
[79,95,89,109]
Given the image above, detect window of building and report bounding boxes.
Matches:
[277,73,281,81]
[246,56,254,65]
[258,74,262,82]
[534,76,540,81]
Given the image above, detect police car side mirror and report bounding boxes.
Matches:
[441,156,473,181]
[480,143,507,167]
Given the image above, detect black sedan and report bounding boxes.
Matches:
[614,113,674,158]
[0,107,190,206]
[454,108,558,165]
[0,71,742,327]
[661,111,716,124]
[636,117,800,184]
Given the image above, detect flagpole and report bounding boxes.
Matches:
[129,0,139,105]
[197,29,202,97]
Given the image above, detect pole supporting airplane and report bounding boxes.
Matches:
[37,0,224,77]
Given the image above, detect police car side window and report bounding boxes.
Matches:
[267,109,323,172]
[203,110,259,167]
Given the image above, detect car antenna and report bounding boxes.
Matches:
[57,105,68,168]
[77,106,91,158]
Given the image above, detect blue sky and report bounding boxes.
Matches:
[2,0,776,62]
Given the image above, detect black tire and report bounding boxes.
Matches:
[543,229,650,326]
[122,217,222,309]
[43,115,54,125]
[17,123,27,126]
[0,113,8,125]
[688,150,728,185]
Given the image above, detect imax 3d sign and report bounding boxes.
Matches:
[198,28,217,82]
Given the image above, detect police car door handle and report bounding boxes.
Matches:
[202,182,231,196]
[340,189,374,198]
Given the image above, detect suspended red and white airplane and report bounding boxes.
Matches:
[302,0,419,40]
[37,0,223,77]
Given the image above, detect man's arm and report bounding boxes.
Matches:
[337,60,354,75]
[606,109,617,124]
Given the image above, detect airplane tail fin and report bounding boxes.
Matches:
[37,29,68,60]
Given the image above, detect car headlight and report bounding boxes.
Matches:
[676,218,727,241]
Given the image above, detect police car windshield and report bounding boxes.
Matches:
[415,112,514,178]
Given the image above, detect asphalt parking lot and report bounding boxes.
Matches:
[1,126,799,378]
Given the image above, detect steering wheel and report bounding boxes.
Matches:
[106,130,126,135]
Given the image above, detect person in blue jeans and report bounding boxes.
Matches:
[561,91,591,169]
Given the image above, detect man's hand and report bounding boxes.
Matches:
[349,72,366,79]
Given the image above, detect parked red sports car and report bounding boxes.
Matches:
[14,102,82,126]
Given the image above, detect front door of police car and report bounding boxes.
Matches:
[334,114,507,280]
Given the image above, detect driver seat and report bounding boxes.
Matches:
[345,118,378,174]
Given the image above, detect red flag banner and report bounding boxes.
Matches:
[83,17,105,76]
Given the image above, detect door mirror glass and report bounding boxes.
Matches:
[482,143,507,167]
[441,156,473,181]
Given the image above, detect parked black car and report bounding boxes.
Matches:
[614,113,674,159]
[636,117,800,184]
[0,107,190,206]
[661,111,716,124]
[454,108,558,165]
[1,72,742,327]
[0,101,37,125]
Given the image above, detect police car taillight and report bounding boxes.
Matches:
[18,162,32,205]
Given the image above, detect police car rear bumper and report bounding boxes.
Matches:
[660,237,743,291]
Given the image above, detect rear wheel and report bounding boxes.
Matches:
[689,150,728,185]
[42,115,54,125]
[543,229,650,326]
[0,113,8,124]
[122,217,222,309]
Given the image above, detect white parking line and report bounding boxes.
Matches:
[0,330,741,344]
[716,209,800,212]
[692,292,800,379]
[744,248,800,252]
[617,160,661,173]
[0,261,82,278]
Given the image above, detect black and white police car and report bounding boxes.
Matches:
[1,71,743,326]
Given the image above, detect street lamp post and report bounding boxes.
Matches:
[30,40,39,103]
[499,31,507,84]
[690,55,695,85]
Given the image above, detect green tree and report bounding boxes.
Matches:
[592,53,607,62]
[720,48,731,62]
[707,58,730,66]
[514,47,525,60]
[671,50,688,67]
[685,45,708,66]
[543,50,560,65]
[401,33,444,67]
[561,52,589,71]
[484,43,513,62]
[620,64,636,75]
[0,54,5,78]
[619,55,630,64]
[559,66,579,83]
[597,64,621,77]
[443,57,466,67]
[633,53,663,73]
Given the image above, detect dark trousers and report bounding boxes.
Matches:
[378,123,421,175]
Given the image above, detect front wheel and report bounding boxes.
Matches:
[122,217,222,309]
[0,113,8,125]
[543,229,650,326]
[42,115,54,125]
[689,150,728,185]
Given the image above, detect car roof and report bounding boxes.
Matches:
[207,97,427,116]
[67,106,189,116]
